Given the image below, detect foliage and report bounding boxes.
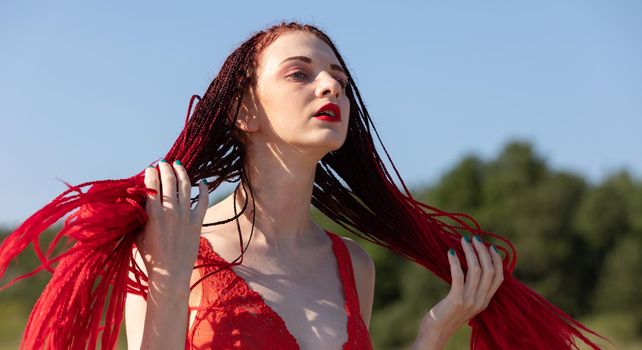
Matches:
[1,140,640,349]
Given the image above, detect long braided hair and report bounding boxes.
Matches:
[0,21,609,349]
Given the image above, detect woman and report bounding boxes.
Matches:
[0,21,607,349]
[126,26,504,349]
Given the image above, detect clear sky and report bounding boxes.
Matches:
[1,1,640,227]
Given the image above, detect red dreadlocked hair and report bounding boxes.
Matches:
[0,21,610,349]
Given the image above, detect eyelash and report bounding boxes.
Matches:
[287,70,348,89]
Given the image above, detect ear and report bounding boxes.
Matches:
[235,103,260,133]
[232,86,260,133]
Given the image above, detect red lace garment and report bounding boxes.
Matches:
[185,230,373,350]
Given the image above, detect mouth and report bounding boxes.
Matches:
[313,102,341,122]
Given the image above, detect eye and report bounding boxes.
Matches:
[336,77,348,89]
[287,70,308,81]
[287,70,348,89]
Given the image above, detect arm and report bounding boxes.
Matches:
[126,161,209,349]
[409,321,453,350]
[126,247,192,350]
[340,237,375,329]
[140,272,191,349]
[410,236,505,350]
[125,248,147,349]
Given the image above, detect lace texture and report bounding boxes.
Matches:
[186,230,373,350]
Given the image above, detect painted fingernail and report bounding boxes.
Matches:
[201,179,208,184]
[474,235,483,243]
[449,248,455,256]
[147,166,154,169]
[492,244,499,253]
[464,236,471,244]
[160,159,167,163]
[174,159,182,166]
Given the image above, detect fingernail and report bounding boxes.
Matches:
[464,236,471,244]
[474,235,483,243]
[174,159,182,166]
[147,166,155,169]
[492,244,499,253]
[449,248,455,256]
[201,179,208,184]
[160,159,167,163]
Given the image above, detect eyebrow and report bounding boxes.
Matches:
[279,56,346,75]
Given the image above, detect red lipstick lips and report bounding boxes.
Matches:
[313,102,341,122]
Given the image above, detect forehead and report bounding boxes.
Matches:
[258,31,339,72]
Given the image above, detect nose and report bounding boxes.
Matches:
[316,72,341,99]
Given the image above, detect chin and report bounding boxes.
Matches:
[319,134,347,152]
[294,135,345,154]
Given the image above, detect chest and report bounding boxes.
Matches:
[188,237,350,348]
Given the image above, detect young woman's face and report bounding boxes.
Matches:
[238,31,350,156]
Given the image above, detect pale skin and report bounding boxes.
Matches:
[125,31,504,349]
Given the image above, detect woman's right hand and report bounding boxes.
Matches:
[137,159,210,281]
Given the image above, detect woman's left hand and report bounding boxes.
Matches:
[416,235,504,348]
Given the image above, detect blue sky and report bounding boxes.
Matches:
[1,1,640,227]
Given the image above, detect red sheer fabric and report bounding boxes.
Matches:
[186,230,373,349]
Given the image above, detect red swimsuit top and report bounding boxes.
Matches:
[185,230,373,350]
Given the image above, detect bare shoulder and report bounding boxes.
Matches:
[340,236,375,273]
[339,236,375,330]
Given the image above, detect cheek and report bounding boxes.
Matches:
[261,103,309,140]
[341,99,350,122]
[265,90,308,122]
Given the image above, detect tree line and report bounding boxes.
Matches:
[1,140,640,349]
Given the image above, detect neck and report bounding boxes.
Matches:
[213,141,327,251]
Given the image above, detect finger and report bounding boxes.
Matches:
[192,179,210,225]
[487,244,505,296]
[461,236,481,300]
[158,159,177,208]
[448,248,464,299]
[172,159,191,216]
[472,235,495,300]
[144,166,160,214]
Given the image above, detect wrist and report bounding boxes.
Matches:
[149,264,192,280]
[148,270,191,295]
[411,331,448,350]
[412,320,453,350]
